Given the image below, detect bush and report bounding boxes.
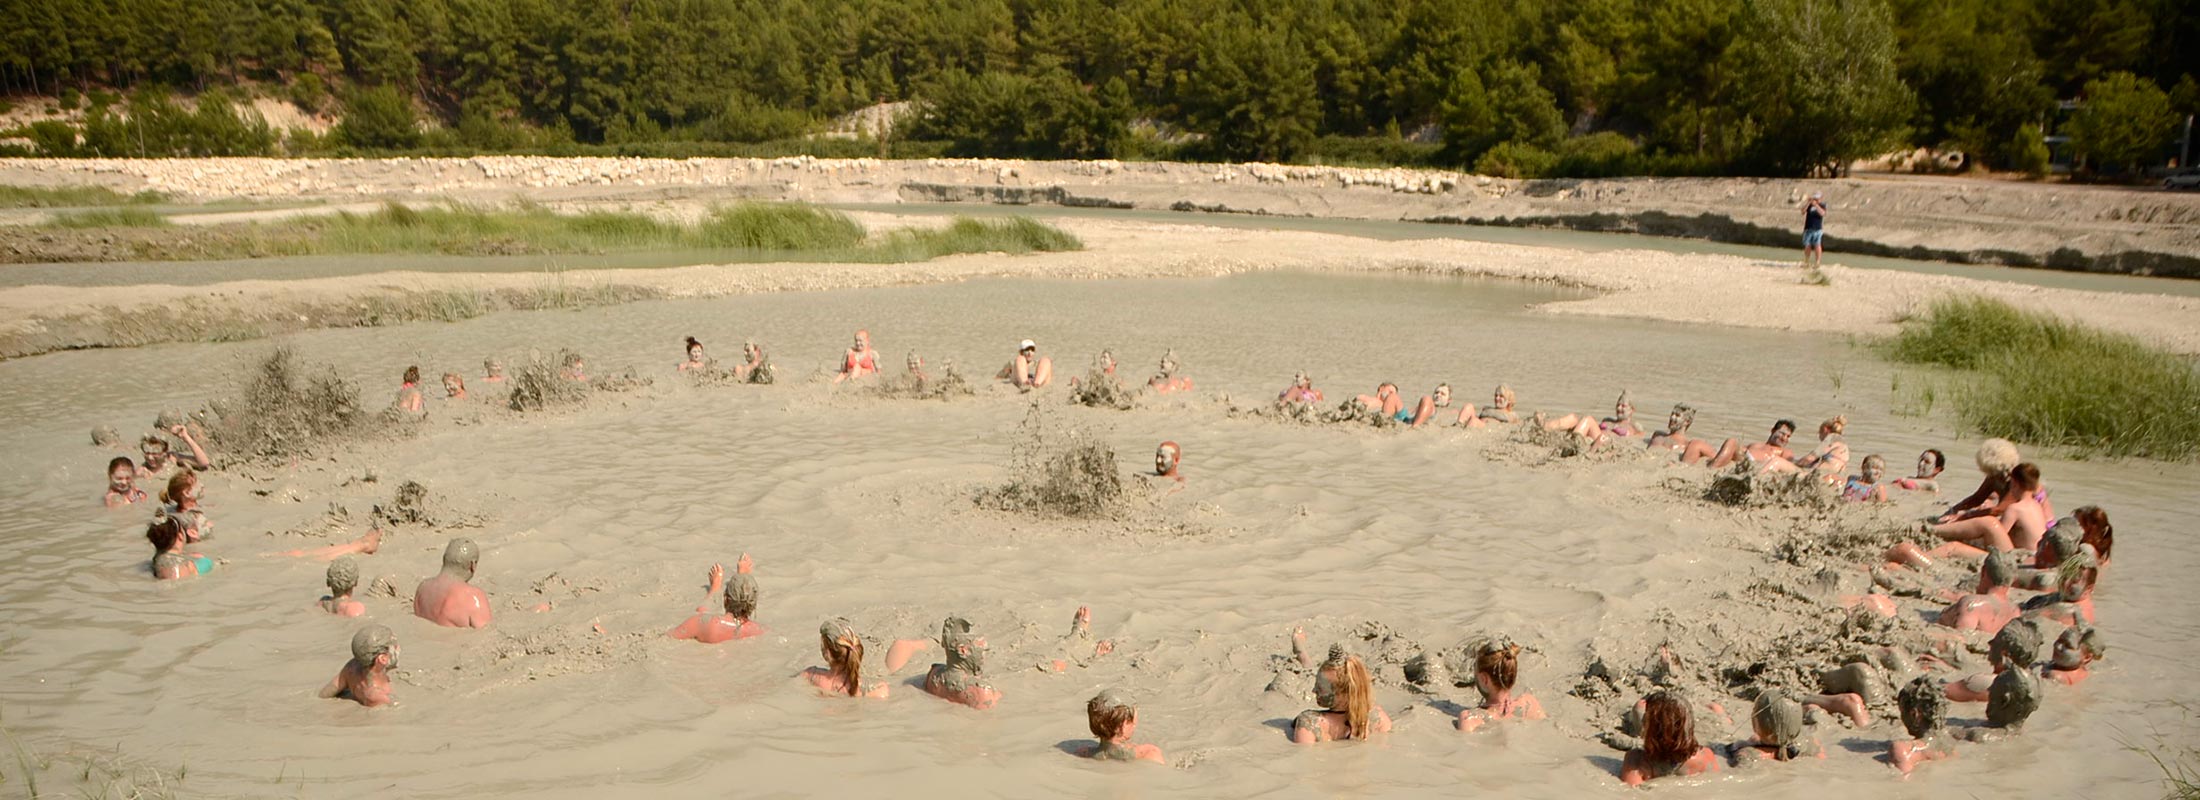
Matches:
[1474,141,1558,178]
[693,204,866,250]
[2007,123,2050,178]
[1880,296,2200,460]
[702,93,815,143]
[2068,72,2176,176]
[337,86,421,150]
[1552,132,1642,177]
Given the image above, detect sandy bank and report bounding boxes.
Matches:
[5,214,2198,361]
[3,157,2197,276]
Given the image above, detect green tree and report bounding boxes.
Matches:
[2067,71,2175,174]
[1734,0,1913,175]
[336,85,421,149]
[2007,123,2050,177]
[1184,19,1320,161]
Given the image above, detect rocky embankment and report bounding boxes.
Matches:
[3,157,2196,277]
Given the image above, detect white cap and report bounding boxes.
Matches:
[1019,339,1036,350]
[1810,191,1823,199]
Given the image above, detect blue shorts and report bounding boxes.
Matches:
[1803,230,1824,247]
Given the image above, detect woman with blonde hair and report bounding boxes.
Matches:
[1938,438,2052,522]
[1460,384,1519,427]
[1762,415,1850,480]
[1291,646,1392,743]
[803,617,889,698]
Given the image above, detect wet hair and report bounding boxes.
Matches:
[1977,438,2021,475]
[160,470,198,505]
[1329,655,1377,740]
[1897,675,1947,737]
[146,511,187,553]
[723,573,760,619]
[442,372,464,390]
[351,624,395,668]
[685,336,702,353]
[327,557,360,596]
[2076,506,2113,561]
[1670,403,1696,428]
[1495,385,1515,405]
[403,365,420,385]
[1087,690,1136,740]
[93,426,122,447]
[1821,415,1847,435]
[1640,691,1699,768]
[442,538,480,570]
[1861,453,1886,474]
[2052,622,2106,670]
[140,433,169,453]
[1772,419,1797,435]
[1980,547,2017,588]
[2056,555,2098,601]
[2007,462,2041,491]
[1750,691,1806,761]
[484,357,504,375]
[107,456,136,477]
[1990,618,2045,669]
[1474,640,1521,692]
[819,618,864,697]
[1922,448,1946,473]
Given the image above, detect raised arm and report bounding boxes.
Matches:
[170,425,211,470]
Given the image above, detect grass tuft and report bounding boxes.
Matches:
[694,203,866,250]
[0,184,164,207]
[1878,296,2200,460]
[47,207,169,228]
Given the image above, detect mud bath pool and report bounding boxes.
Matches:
[0,271,2193,798]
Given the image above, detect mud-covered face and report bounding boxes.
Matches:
[442,377,462,396]
[1614,399,1632,418]
[1435,386,1451,406]
[853,334,868,351]
[141,444,170,469]
[906,354,921,371]
[1155,445,1177,474]
[1863,460,1885,483]
[1770,426,1794,446]
[1917,453,1937,477]
[383,643,402,671]
[1314,667,1339,709]
[109,465,135,492]
[688,345,704,362]
[1668,410,1686,430]
[486,361,505,377]
[951,636,988,673]
[745,344,760,360]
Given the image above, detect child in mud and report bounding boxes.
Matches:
[832,330,879,383]
[394,366,425,413]
[147,509,214,580]
[668,555,766,643]
[1892,448,1946,493]
[319,625,399,708]
[137,427,210,479]
[1930,462,2049,553]
[1082,690,1166,763]
[1146,350,1191,394]
[1618,690,1721,784]
[414,538,492,629]
[923,616,1000,709]
[1645,403,1699,454]
[1889,676,1955,775]
[104,456,147,507]
[1841,454,1891,502]
[999,339,1053,390]
[321,557,366,617]
[678,336,708,372]
[482,358,508,384]
[1291,646,1392,744]
[1727,692,1823,765]
[1459,384,1519,427]
[441,372,468,401]
[804,618,890,698]
[1457,639,1546,732]
[161,471,210,542]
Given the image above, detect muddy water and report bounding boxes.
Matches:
[0,271,2192,798]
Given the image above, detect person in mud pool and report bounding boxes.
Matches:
[922,616,1000,709]
[321,557,366,617]
[161,470,209,542]
[1277,371,1324,406]
[1892,448,1947,493]
[2045,622,2104,686]
[1645,403,1699,453]
[1353,382,1407,422]
[1152,441,1185,493]
[2026,506,2110,575]
[1619,690,1721,784]
[481,358,507,384]
[1401,383,1453,428]
[2019,554,2099,627]
[999,339,1053,390]
[441,372,467,401]
[678,336,708,372]
[1147,350,1191,393]
[802,617,891,698]
[1842,454,1891,502]
[903,351,931,384]
[1890,676,1955,775]
[1728,692,1823,765]
[738,340,773,383]
[103,456,146,507]
[394,366,425,413]
[92,426,123,449]
[669,555,766,643]
[1938,439,2048,522]
[1956,635,2045,743]
[319,624,399,707]
[414,537,492,629]
[1457,639,1546,732]
[832,330,878,383]
[1459,384,1519,427]
[1931,462,2049,553]
[1082,690,1166,763]
[1043,605,1117,672]
[1760,416,1851,481]
[1688,418,1796,469]
[1946,618,2046,702]
[147,509,213,580]
[1535,390,1641,443]
[1291,646,1392,744]
[137,427,209,479]
[560,352,588,382]
[1933,548,2022,634]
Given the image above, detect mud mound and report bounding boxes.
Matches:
[974,404,1125,519]
[872,362,976,400]
[1704,466,1842,510]
[507,350,589,411]
[205,346,381,461]
[1066,365,1137,410]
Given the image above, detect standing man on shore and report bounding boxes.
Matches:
[1801,191,1828,269]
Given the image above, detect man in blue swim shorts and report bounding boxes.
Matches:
[1801,191,1828,269]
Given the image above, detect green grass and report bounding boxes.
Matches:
[46,207,169,227]
[0,184,165,208]
[867,216,1084,261]
[1879,296,2200,460]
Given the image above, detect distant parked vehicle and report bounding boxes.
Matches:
[2166,168,2200,190]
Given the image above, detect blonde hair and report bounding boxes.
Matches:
[1495,384,1516,406]
[1330,656,1376,740]
[1977,438,2021,475]
[1821,415,1847,435]
[820,619,864,697]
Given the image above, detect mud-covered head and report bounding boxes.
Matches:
[107,456,136,492]
[1976,438,2021,476]
[1985,669,2041,728]
[722,572,760,619]
[2055,550,2099,602]
[1668,403,1695,432]
[1991,618,2046,670]
[1819,415,1847,438]
[1750,690,1806,757]
[1474,638,1522,694]
[326,557,360,596]
[441,372,465,397]
[93,426,122,447]
[1918,448,1946,478]
[1980,547,2018,590]
[1155,441,1181,475]
[1294,371,1312,390]
[1861,454,1886,483]
[1312,644,1348,708]
[1318,652,1377,740]
[1087,689,1137,741]
[441,537,480,578]
[940,616,986,674]
[139,433,172,468]
[145,509,187,553]
[484,358,505,377]
[350,624,397,669]
[818,617,865,696]
[1433,383,1452,406]
[905,351,924,372]
[1156,349,1176,375]
[1612,389,1633,419]
[1641,690,1699,766]
[1898,675,1947,737]
[685,336,704,360]
[160,470,200,507]
[2039,524,2084,568]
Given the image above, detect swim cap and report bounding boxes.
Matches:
[351,624,396,667]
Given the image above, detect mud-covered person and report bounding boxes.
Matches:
[319,625,400,707]
[103,456,147,507]
[1292,645,1392,744]
[321,557,366,617]
[394,366,426,413]
[832,330,879,384]
[668,555,765,643]
[414,538,492,628]
[805,618,891,698]
[1081,690,1165,763]
[1618,690,1721,785]
[923,616,1000,709]
[136,427,210,480]
[1645,403,1699,454]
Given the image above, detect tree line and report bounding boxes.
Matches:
[1,0,2194,176]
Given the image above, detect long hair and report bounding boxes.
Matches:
[403,365,420,385]
[1641,691,1698,767]
[821,621,864,697]
[160,470,198,505]
[1336,656,1375,740]
[2077,505,2113,561]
